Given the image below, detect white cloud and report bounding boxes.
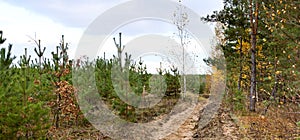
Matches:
[4,0,223,28]
[0,1,83,62]
[0,0,223,73]
[4,0,130,28]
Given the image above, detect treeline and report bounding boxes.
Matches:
[0,31,206,138]
[0,34,80,139]
[203,0,299,112]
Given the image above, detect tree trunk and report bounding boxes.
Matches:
[238,37,243,91]
[113,32,124,72]
[182,36,186,97]
[249,0,259,112]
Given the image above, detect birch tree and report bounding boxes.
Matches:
[173,0,189,97]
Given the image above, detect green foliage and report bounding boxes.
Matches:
[0,34,85,139]
[0,31,6,44]
[0,44,16,70]
[232,90,246,112]
[129,57,152,95]
[0,31,16,70]
[0,67,50,139]
[164,66,181,96]
[297,121,300,127]
[185,74,206,94]
[0,30,209,138]
[203,0,300,113]
[95,55,114,99]
[198,82,205,94]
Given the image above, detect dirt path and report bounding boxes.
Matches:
[162,99,242,140]
[161,99,207,140]
[193,103,242,139]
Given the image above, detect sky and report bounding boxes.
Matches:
[0,0,224,73]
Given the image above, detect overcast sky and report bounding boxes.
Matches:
[0,0,223,73]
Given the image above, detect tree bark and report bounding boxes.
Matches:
[249,0,259,112]
[238,37,243,91]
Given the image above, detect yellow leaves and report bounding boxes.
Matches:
[271,12,275,17]
[242,42,251,53]
[283,9,286,14]
[257,45,264,58]
[279,101,284,105]
[284,4,287,9]
[265,11,269,16]
[259,88,264,92]
[275,71,282,75]
[246,28,251,33]
[255,10,258,17]
[266,26,272,31]
[235,40,264,58]
[260,78,263,81]
[257,63,262,69]
[235,40,250,54]
[263,4,267,10]
[242,74,248,79]
[276,10,281,15]
[211,66,225,81]
[268,76,272,80]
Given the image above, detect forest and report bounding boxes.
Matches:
[0,0,299,139]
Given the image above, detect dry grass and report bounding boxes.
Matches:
[236,103,300,139]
